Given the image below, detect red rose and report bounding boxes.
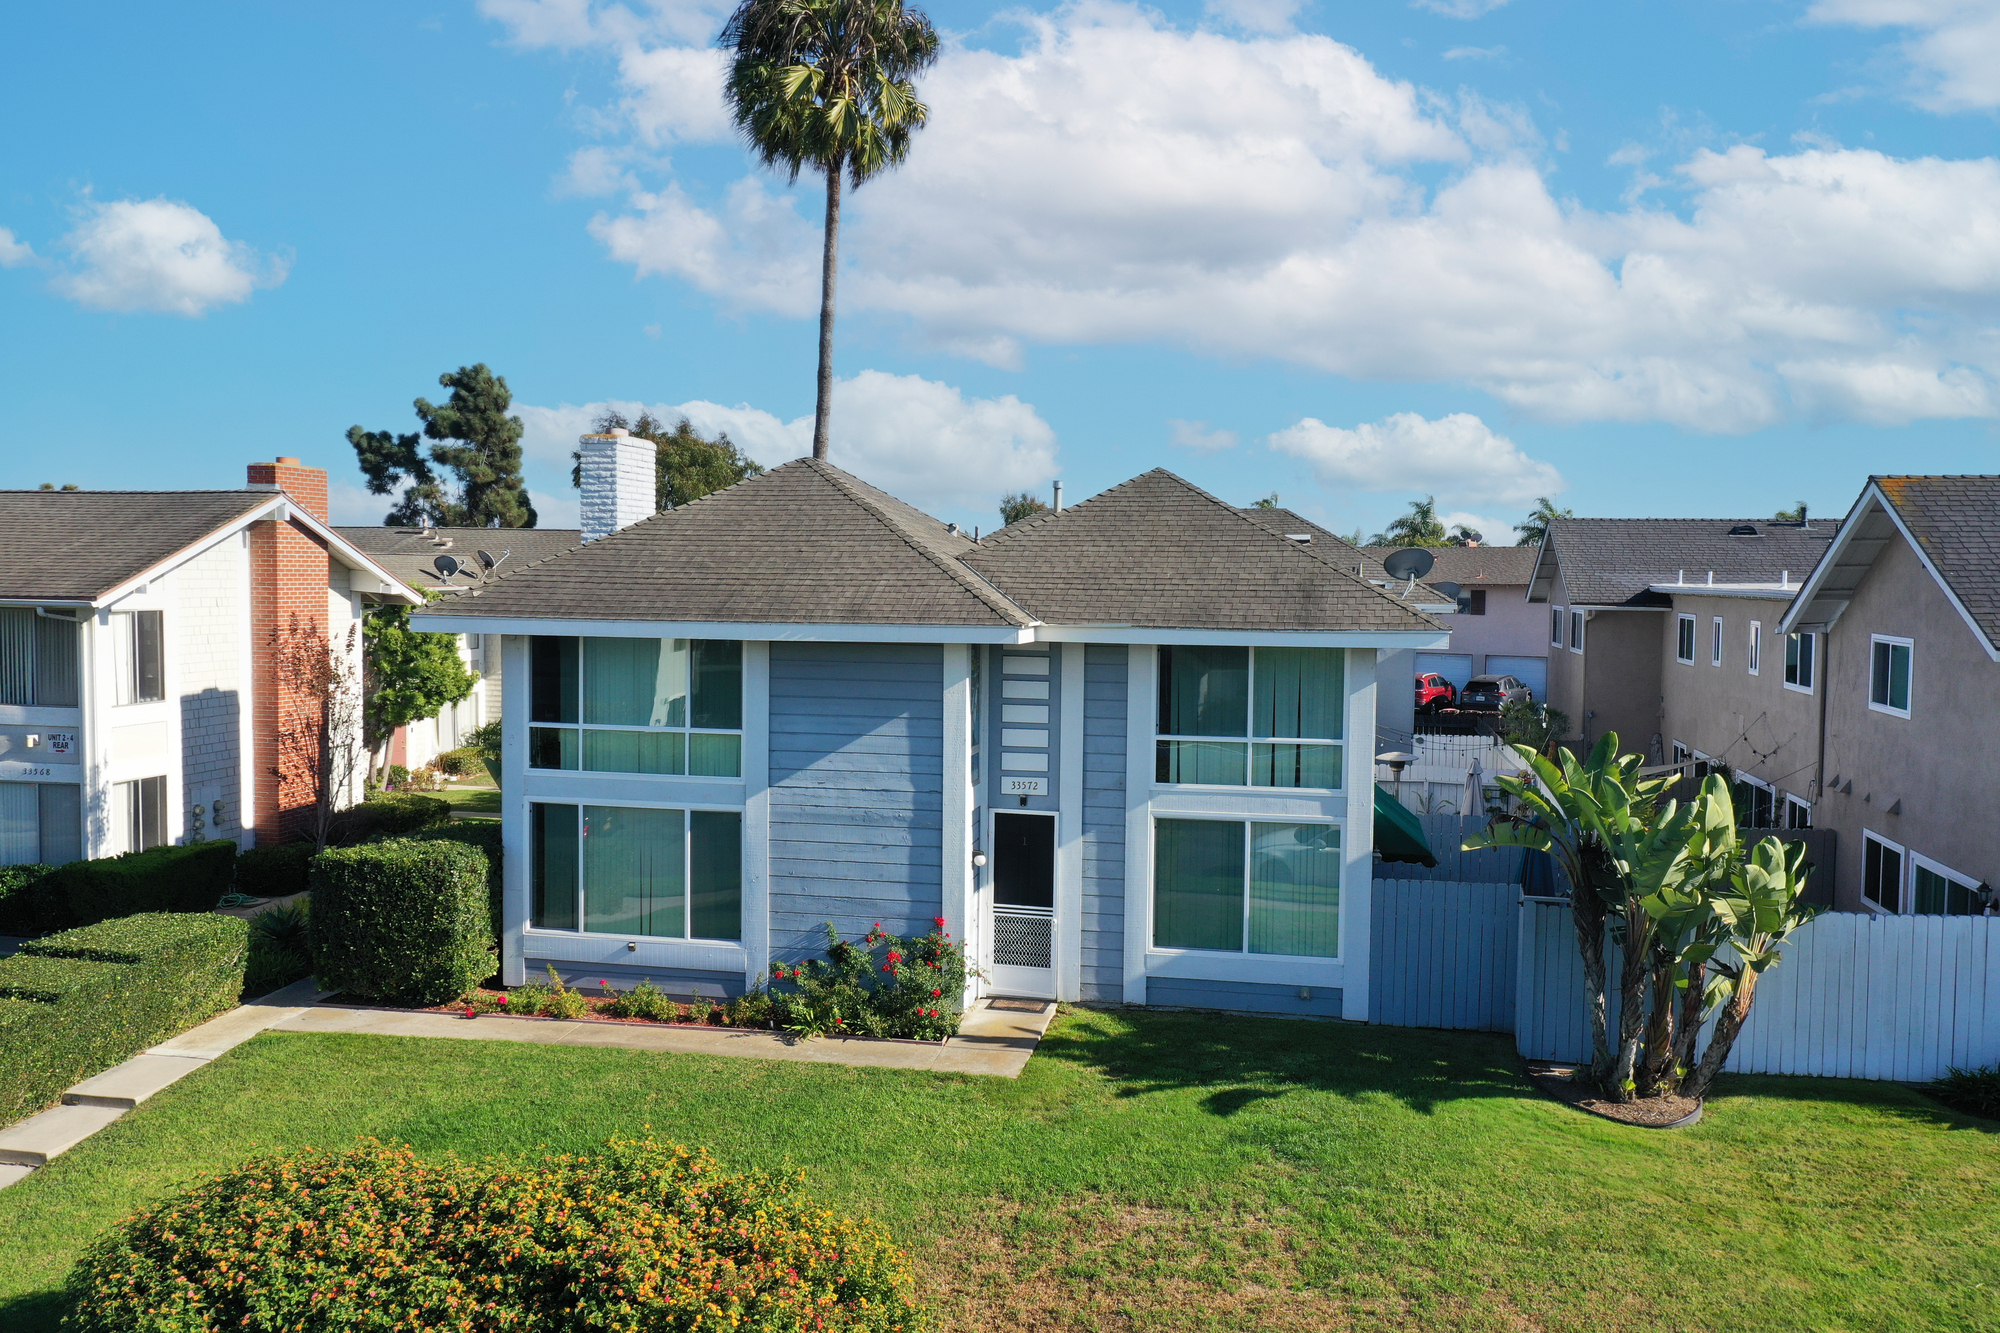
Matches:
[931,988,941,998]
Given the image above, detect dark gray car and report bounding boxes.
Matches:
[1459,673,1531,711]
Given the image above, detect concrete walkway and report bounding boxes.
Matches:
[271,995,1056,1077]
[0,990,1055,1191]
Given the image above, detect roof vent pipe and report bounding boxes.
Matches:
[1053,481,1064,512]
[1707,570,1714,585]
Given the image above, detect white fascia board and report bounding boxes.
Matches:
[0,598,92,609]
[1803,484,2000,660]
[1568,604,1667,612]
[288,510,426,605]
[1649,584,1798,600]
[1776,486,1879,638]
[1525,534,1558,603]
[1033,626,1450,648]
[408,614,1035,644]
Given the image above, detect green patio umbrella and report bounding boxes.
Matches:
[1373,786,1438,867]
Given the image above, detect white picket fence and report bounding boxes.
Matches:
[1514,898,2000,1082]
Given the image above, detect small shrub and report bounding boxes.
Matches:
[387,763,411,786]
[0,914,248,1122]
[604,978,678,1021]
[309,839,493,1006]
[326,793,451,846]
[769,920,971,1041]
[435,745,482,777]
[249,900,311,956]
[537,966,588,1019]
[232,842,316,901]
[502,979,551,1014]
[62,1137,926,1333]
[726,989,775,1029]
[1929,1064,2000,1120]
[242,938,311,1000]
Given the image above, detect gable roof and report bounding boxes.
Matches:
[1781,475,2000,659]
[416,458,1033,629]
[1528,517,1837,608]
[962,471,1445,634]
[1363,544,1537,587]
[334,524,584,594]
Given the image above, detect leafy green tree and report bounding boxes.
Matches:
[998,491,1046,526]
[349,364,536,528]
[1369,496,1447,546]
[723,0,941,459]
[1773,500,1808,523]
[1252,493,1279,509]
[1514,496,1571,546]
[569,411,764,510]
[1446,523,1483,546]
[1679,836,1819,1099]
[361,598,479,784]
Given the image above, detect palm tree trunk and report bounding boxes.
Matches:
[1682,968,1757,1101]
[1637,951,1678,1097]
[1669,958,1708,1088]
[1609,903,1652,1101]
[812,164,842,461]
[1570,887,1612,1083]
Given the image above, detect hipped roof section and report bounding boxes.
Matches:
[1531,517,1839,607]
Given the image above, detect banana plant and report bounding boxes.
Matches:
[1680,837,1819,1100]
[1631,776,1738,1097]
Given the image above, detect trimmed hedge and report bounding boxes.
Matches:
[404,820,504,942]
[0,913,248,1123]
[62,1137,926,1333]
[232,842,316,901]
[327,793,451,846]
[0,863,56,936]
[0,841,237,937]
[309,838,493,1005]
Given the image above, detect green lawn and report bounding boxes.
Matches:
[2,1010,1994,1332]
[442,785,500,815]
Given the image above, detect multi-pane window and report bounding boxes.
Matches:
[0,609,81,707]
[1711,617,1723,667]
[1911,856,1983,917]
[1862,831,1903,913]
[1748,621,1762,675]
[1869,636,1912,717]
[1784,795,1811,829]
[1153,818,1339,958]
[1569,610,1584,653]
[0,781,83,867]
[528,637,743,777]
[1675,614,1696,664]
[1784,631,1815,691]
[1155,646,1342,789]
[1733,776,1776,829]
[530,802,742,940]
[1551,607,1565,646]
[114,775,167,854]
[112,611,164,705]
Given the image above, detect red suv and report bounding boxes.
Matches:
[1415,673,1456,713]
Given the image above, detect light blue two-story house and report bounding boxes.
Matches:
[417,433,1446,1020]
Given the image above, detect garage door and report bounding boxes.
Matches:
[1414,652,1475,692]
[1485,655,1547,702]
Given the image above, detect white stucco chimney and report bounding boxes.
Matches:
[577,429,654,542]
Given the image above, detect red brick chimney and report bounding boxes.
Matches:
[246,456,333,846]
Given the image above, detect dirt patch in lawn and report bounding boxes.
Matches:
[1527,1063,1701,1128]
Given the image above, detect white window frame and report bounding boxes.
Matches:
[1154,647,1343,793]
[1671,741,1690,767]
[526,636,746,779]
[1747,621,1761,676]
[525,796,747,945]
[1868,634,1913,719]
[1147,812,1343,963]
[1551,606,1565,647]
[1909,851,1984,917]
[1675,613,1696,665]
[1783,793,1811,829]
[1734,771,1777,829]
[1710,616,1724,667]
[1569,610,1585,654]
[1861,828,1905,915]
[1783,631,1816,695]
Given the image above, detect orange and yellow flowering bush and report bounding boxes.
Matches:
[61,1136,927,1333]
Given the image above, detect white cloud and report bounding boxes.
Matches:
[529,487,583,529]
[1807,1,2000,112]
[1413,0,1508,16]
[1437,509,1510,544]
[1167,419,1239,453]
[477,0,725,49]
[52,198,286,316]
[1267,411,1564,509]
[514,371,1058,515]
[0,228,34,268]
[1443,45,1505,60]
[499,1,2000,432]
[1202,0,1306,35]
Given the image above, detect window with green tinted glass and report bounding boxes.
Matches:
[528,636,743,776]
[1156,646,1342,788]
[529,801,741,940]
[1869,636,1912,716]
[1154,818,1339,957]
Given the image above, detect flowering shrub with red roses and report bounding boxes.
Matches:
[768,920,972,1041]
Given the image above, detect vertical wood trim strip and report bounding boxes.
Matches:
[1057,645,1085,1002]
[499,634,531,987]
[1341,648,1376,1021]
[740,640,772,994]
[1122,644,1154,1006]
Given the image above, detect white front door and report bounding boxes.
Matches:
[988,810,1056,999]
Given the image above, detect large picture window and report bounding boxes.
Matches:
[1153,818,1339,958]
[528,636,743,777]
[530,801,741,940]
[0,608,80,707]
[1156,646,1343,788]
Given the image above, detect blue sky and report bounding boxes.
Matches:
[4,0,1999,540]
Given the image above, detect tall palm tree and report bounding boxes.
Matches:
[1370,496,1447,547]
[723,0,940,460]
[1514,496,1572,546]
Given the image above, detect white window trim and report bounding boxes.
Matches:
[1155,647,1344,793]
[527,635,748,777]
[1909,851,1981,916]
[1747,621,1761,676]
[1569,610,1585,654]
[1551,606,1566,648]
[1783,631,1816,696]
[1735,771,1776,828]
[1868,633,1913,719]
[1861,828,1905,916]
[1783,792,1811,828]
[1148,812,1343,963]
[1710,616,1723,667]
[1675,613,1696,665]
[528,796,748,944]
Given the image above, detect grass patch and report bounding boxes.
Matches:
[444,786,500,816]
[1,1009,1995,1331]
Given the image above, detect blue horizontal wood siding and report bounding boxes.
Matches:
[1081,645,1127,1001]
[1147,977,1344,1018]
[769,642,943,960]
[526,959,745,1000]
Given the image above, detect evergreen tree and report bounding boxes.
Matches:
[349,364,536,528]
[998,491,1047,526]
[568,411,763,510]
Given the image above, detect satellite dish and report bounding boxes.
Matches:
[1381,548,1435,582]
[432,554,461,581]
[1456,593,1475,613]
[1431,580,1462,600]
[476,548,509,573]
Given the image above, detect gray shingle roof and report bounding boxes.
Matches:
[1538,518,1838,607]
[426,459,1033,627]
[0,490,273,600]
[963,471,1444,633]
[1875,475,2000,646]
[1362,544,1537,586]
[334,525,584,594]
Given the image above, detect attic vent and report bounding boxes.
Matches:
[1285,533,1311,543]
[1728,524,1759,536]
